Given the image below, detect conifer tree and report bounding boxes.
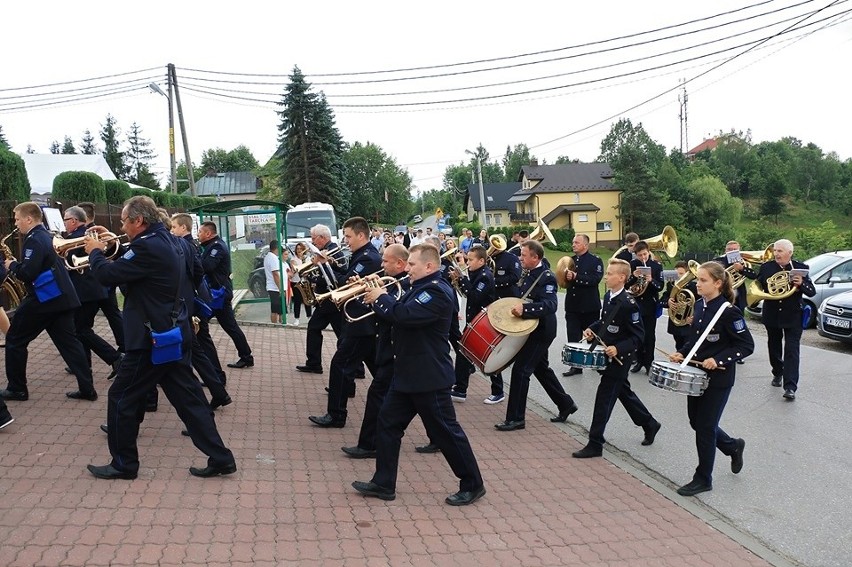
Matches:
[80,129,98,154]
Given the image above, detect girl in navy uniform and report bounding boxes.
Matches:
[669,262,754,496]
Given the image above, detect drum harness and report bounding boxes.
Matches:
[680,301,731,371]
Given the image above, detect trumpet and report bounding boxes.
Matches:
[53,230,127,272]
[441,248,467,296]
[342,276,410,322]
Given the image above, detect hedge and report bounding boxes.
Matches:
[53,171,106,203]
[0,149,31,201]
[104,180,132,204]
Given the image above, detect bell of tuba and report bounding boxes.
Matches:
[726,245,773,289]
[644,226,678,261]
[669,260,700,326]
[745,270,798,308]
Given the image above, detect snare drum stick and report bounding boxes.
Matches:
[654,347,725,371]
[589,331,623,366]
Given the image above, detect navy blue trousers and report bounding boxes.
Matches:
[765,325,802,391]
[505,337,575,422]
[687,384,737,485]
[588,352,654,448]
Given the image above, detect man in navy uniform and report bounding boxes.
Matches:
[309,217,382,428]
[296,224,347,374]
[713,240,757,313]
[352,244,485,506]
[490,234,522,300]
[573,259,661,458]
[755,239,816,400]
[628,240,664,375]
[341,244,410,458]
[198,221,253,369]
[496,240,578,431]
[84,196,235,479]
[1,202,96,402]
[615,232,639,263]
[562,233,604,377]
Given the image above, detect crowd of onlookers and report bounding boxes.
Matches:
[367,226,531,255]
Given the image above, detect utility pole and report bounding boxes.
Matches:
[465,149,487,230]
[148,75,177,193]
[169,64,196,196]
[678,81,689,154]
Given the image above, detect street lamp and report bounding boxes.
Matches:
[149,82,177,193]
[465,149,487,230]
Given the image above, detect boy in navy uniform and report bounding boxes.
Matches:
[490,234,521,299]
[451,245,505,404]
[713,241,757,313]
[496,240,578,431]
[1,202,96,402]
[562,233,604,377]
[628,240,664,374]
[574,259,660,458]
[353,244,485,506]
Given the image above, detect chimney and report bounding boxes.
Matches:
[529,158,538,166]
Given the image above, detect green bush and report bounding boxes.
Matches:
[104,180,132,205]
[0,149,31,201]
[52,171,106,203]
[130,187,154,199]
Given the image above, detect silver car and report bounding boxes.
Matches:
[817,290,852,343]
[746,250,852,328]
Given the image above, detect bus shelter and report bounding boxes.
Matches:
[190,199,289,321]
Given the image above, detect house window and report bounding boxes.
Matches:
[486,214,493,225]
[578,214,588,222]
[494,213,502,225]
[574,193,580,203]
[596,221,612,231]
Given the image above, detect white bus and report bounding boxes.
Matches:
[285,202,340,245]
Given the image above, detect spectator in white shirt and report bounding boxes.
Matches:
[264,240,290,324]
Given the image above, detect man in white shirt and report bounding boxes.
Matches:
[264,240,290,324]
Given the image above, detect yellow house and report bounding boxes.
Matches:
[464,182,520,229]
[509,162,622,248]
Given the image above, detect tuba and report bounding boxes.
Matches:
[614,226,678,262]
[745,270,798,308]
[668,260,700,326]
[726,245,773,289]
[505,218,558,254]
[0,229,28,310]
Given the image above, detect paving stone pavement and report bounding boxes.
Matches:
[0,317,777,567]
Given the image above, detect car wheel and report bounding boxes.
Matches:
[249,277,267,299]
[803,300,816,329]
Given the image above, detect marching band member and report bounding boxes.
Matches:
[755,239,815,400]
[489,234,522,299]
[628,241,664,375]
[309,217,382,428]
[574,259,660,458]
[562,233,604,377]
[352,244,485,506]
[713,241,757,313]
[664,261,696,351]
[495,240,578,431]
[451,245,505,404]
[614,232,639,263]
[669,261,753,496]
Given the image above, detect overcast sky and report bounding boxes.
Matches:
[2,0,850,195]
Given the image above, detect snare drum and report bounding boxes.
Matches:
[648,360,709,396]
[561,342,608,370]
[460,310,529,374]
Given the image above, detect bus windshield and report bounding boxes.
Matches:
[286,210,337,239]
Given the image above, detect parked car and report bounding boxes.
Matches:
[248,243,351,299]
[746,250,852,328]
[817,290,852,343]
[412,214,423,223]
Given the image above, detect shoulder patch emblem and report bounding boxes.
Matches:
[733,318,746,332]
[416,291,432,304]
[122,249,136,261]
[631,311,640,323]
[210,249,218,257]
[354,263,364,274]
[596,264,602,272]
[24,248,33,259]
[545,284,556,293]
[476,281,486,291]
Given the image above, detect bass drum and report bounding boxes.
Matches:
[460,309,529,375]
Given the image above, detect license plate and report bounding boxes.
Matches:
[825,316,851,329]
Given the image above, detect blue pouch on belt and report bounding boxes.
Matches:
[34,268,62,303]
[150,327,183,365]
[208,286,226,310]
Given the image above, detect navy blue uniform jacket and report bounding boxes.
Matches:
[337,242,382,337]
[564,251,603,314]
[589,290,644,358]
[492,251,521,298]
[372,275,455,393]
[457,265,496,322]
[518,264,559,342]
[756,260,816,328]
[374,273,411,369]
[177,234,205,317]
[200,236,234,299]
[678,295,755,389]
[713,254,758,311]
[9,224,80,313]
[628,258,664,316]
[66,224,109,303]
[89,223,190,352]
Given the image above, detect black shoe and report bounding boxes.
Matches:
[227,357,254,369]
[414,443,441,454]
[189,462,237,477]
[87,463,137,480]
[181,429,190,437]
[0,389,28,401]
[296,365,323,374]
[352,480,395,501]
[309,413,346,428]
[106,353,125,380]
[210,396,232,410]
[550,403,579,423]
[353,374,366,380]
[783,389,796,400]
[446,485,486,506]
[562,368,582,377]
[677,479,712,496]
[731,438,745,474]
[572,444,603,458]
[100,424,109,434]
[736,360,745,365]
[641,420,661,446]
[494,420,525,431]
[630,362,643,374]
[325,386,355,399]
[66,390,98,401]
[145,405,158,413]
[0,413,14,430]
[644,365,651,375]
[341,446,377,459]
[771,376,782,387]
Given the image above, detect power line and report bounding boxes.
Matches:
[0,66,162,93]
[0,85,149,113]
[0,76,161,103]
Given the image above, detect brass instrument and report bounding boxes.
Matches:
[613,226,678,262]
[341,276,409,322]
[486,233,507,272]
[0,229,27,310]
[745,269,799,308]
[555,256,576,289]
[53,230,127,272]
[505,218,557,254]
[293,245,346,305]
[441,247,467,296]
[726,245,773,289]
[669,260,700,327]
